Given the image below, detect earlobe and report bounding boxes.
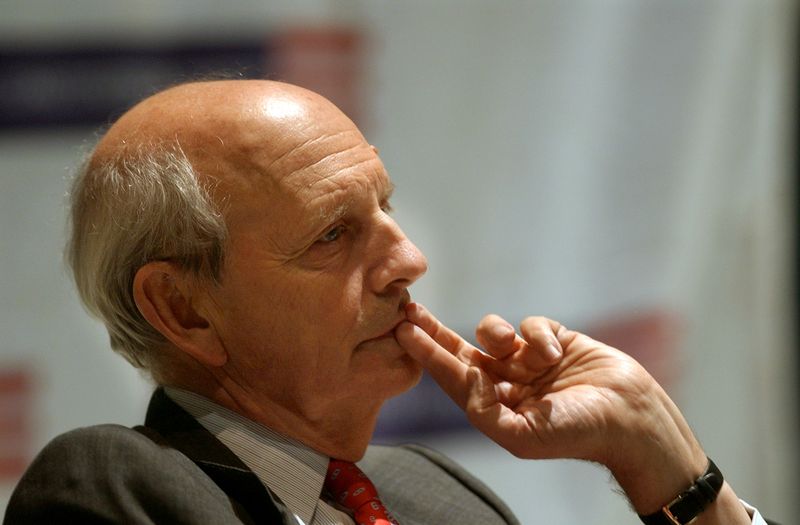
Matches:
[133,262,228,367]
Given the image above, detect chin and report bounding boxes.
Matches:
[384,354,424,397]
[353,338,423,395]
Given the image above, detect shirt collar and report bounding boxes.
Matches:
[165,387,328,525]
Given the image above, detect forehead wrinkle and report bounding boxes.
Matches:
[307,155,379,189]
[305,179,357,226]
[265,129,355,171]
[280,151,385,207]
[298,143,366,183]
[301,166,385,233]
[268,130,365,179]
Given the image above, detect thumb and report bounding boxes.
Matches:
[465,367,534,459]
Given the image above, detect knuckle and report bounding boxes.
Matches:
[520,315,550,331]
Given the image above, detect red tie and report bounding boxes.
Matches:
[325,459,400,525]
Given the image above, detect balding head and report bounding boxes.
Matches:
[95,79,360,192]
[68,80,366,381]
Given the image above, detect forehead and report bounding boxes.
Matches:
[223,128,392,247]
[270,126,390,202]
[285,141,390,218]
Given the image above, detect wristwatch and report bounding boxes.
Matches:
[639,458,724,525]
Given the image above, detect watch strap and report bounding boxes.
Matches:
[639,458,724,525]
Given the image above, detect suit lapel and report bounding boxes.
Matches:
[138,388,294,525]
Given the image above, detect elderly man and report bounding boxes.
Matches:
[5,80,770,525]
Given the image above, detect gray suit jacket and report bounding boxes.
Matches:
[4,389,519,524]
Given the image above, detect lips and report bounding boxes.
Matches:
[363,318,405,343]
[359,293,410,345]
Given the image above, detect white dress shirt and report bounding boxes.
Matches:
[743,500,768,525]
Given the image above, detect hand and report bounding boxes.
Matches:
[395,303,750,523]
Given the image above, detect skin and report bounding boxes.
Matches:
[96,80,750,523]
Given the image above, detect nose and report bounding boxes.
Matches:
[369,216,428,293]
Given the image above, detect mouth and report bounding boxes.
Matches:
[360,297,410,345]
[398,290,411,311]
[363,317,406,344]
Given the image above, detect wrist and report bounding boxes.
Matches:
[638,458,723,525]
[690,483,752,525]
[600,377,751,524]
[613,445,709,516]
[605,384,707,514]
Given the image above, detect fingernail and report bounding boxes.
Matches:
[403,303,418,320]
[490,323,514,341]
[546,343,562,361]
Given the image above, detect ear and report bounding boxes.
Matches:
[132,261,228,367]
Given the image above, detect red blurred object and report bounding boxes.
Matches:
[0,368,34,479]
[271,27,366,127]
[586,309,683,390]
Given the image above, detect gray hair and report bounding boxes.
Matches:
[66,142,227,375]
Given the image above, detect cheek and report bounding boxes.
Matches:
[214,247,369,348]
[208,269,296,351]
[236,275,363,346]
[315,273,368,335]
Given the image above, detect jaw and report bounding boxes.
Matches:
[197,330,422,460]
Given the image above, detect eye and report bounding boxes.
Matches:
[381,200,394,214]
[318,224,347,243]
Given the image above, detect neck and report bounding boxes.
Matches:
[177,373,382,461]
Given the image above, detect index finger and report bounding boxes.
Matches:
[395,321,470,408]
[404,303,490,368]
[398,303,495,404]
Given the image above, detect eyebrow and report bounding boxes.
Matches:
[318,200,350,225]
[307,173,396,242]
[318,176,395,221]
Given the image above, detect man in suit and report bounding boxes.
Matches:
[5,80,768,524]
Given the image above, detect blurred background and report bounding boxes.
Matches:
[0,1,796,523]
